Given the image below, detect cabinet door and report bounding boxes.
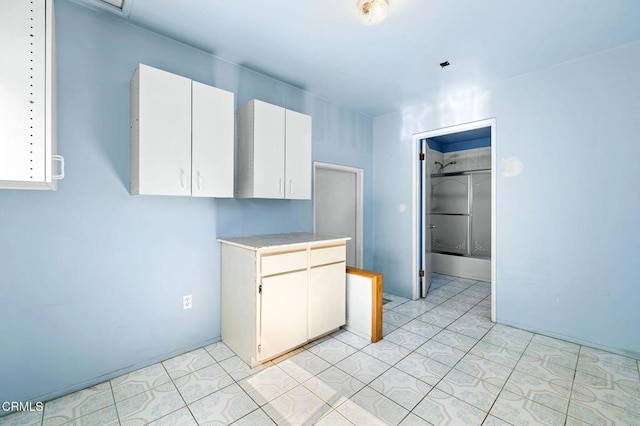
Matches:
[284,110,312,200]
[191,81,234,197]
[253,101,285,198]
[136,65,192,195]
[260,270,308,360]
[308,262,346,339]
[0,0,46,183]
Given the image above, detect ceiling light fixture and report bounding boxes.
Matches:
[357,0,389,26]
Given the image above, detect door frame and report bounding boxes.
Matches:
[313,162,364,269]
[411,118,497,322]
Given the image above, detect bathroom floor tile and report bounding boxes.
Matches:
[173,363,234,404]
[0,410,43,426]
[335,351,390,384]
[436,369,501,412]
[237,365,298,406]
[432,329,479,352]
[503,370,571,413]
[454,356,514,388]
[332,330,371,350]
[231,408,276,426]
[116,381,184,425]
[146,407,197,426]
[489,390,566,426]
[303,366,366,408]
[384,328,431,351]
[400,320,443,339]
[395,352,452,386]
[415,339,466,367]
[204,341,236,362]
[369,367,433,410]
[361,339,411,365]
[219,356,273,381]
[276,349,332,383]
[412,388,487,426]
[307,338,359,364]
[43,382,114,425]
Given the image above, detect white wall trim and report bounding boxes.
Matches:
[411,119,497,322]
[313,162,364,269]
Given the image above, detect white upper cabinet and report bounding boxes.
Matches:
[236,100,312,199]
[192,81,234,198]
[130,64,234,197]
[0,0,63,190]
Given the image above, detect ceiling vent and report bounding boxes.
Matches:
[99,0,123,9]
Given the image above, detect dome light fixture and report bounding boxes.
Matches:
[357,0,389,26]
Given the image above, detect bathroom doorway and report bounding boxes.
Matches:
[412,119,497,322]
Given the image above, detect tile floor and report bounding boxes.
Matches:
[2,273,640,425]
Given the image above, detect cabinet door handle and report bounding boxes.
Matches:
[52,155,65,180]
[180,169,187,189]
[197,171,203,190]
[289,179,293,194]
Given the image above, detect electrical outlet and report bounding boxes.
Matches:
[183,294,192,310]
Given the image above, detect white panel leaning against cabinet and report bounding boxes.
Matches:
[0,0,64,190]
[130,64,234,197]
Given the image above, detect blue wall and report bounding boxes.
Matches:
[373,40,640,358]
[0,0,372,402]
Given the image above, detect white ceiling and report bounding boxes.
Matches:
[74,0,640,116]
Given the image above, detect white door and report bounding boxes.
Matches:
[259,270,308,360]
[191,81,234,197]
[308,262,346,339]
[137,65,192,195]
[314,164,363,268]
[420,139,433,296]
[285,109,312,200]
[253,100,285,199]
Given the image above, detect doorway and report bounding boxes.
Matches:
[313,162,364,268]
[412,119,497,322]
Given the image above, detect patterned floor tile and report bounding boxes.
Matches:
[315,410,354,426]
[111,363,171,402]
[447,317,492,339]
[468,305,492,318]
[399,412,433,425]
[490,324,534,341]
[61,405,119,426]
[188,383,258,424]
[231,408,276,425]
[204,341,236,362]
[219,356,273,381]
[383,311,414,327]
[417,311,457,328]
[432,329,479,353]
[530,334,579,353]
[579,347,640,370]
[0,410,43,426]
[522,341,579,370]
[146,407,197,426]
[336,386,409,426]
[429,305,466,321]
[480,329,530,352]
[383,322,399,336]
[384,328,431,351]
[361,340,411,365]
[515,357,576,382]
[436,369,501,412]
[454,356,514,388]
[395,352,452,386]
[369,367,432,410]
[489,390,565,426]
[43,382,114,425]
[117,381,185,425]
[503,370,571,413]
[173,363,234,404]
[238,365,298,406]
[335,351,390,384]
[303,366,366,408]
[162,348,215,380]
[482,415,512,426]
[415,340,466,367]
[567,399,640,426]
[412,388,487,426]
[400,320,443,339]
[332,330,371,350]
[467,341,521,369]
[391,301,436,317]
[276,350,331,383]
[307,338,359,364]
[576,356,639,382]
[572,371,640,415]
[262,385,331,425]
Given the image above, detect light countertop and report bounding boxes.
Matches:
[217,232,349,250]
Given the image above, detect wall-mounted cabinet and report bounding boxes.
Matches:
[236,100,311,199]
[130,64,234,197]
[0,0,63,190]
[219,233,347,367]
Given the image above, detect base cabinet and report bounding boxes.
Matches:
[219,234,347,367]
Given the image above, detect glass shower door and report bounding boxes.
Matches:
[431,175,471,256]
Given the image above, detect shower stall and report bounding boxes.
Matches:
[430,169,491,281]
